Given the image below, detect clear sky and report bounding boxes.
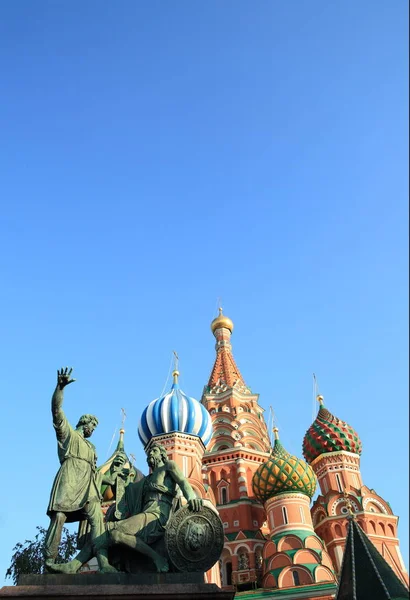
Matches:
[0,0,408,584]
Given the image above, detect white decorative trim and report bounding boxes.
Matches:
[272,524,314,536]
[234,543,252,553]
[363,497,388,514]
[266,492,310,508]
[310,450,361,468]
[330,496,360,516]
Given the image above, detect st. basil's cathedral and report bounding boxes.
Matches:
[98,309,409,600]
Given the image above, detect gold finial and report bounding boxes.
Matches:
[172,350,179,383]
[119,428,125,436]
[343,489,355,518]
[211,305,234,334]
[313,374,324,406]
[273,427,280,440]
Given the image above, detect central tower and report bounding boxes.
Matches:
[201,309,271,591]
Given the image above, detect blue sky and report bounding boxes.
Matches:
[0,0,408,584]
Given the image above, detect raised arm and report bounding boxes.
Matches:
[52,367,76,439]
[167,461,203,512]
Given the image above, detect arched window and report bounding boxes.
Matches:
[282,506,288,525]
[292,570,301,586]
[221,487,228,505]
[335,473,343,493]
[238,552,249,570]
[225,562,232,585]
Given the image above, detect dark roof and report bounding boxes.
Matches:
[336,518,409,600]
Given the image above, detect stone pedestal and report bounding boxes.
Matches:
[0,573,234,600]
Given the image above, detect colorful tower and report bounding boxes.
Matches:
[303,395,409,588]
[252,427,337,596]
[138,368,213,500]
[201,309,272,591]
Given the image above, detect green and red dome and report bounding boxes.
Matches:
[302,397,362,463]
[252,430,317,503]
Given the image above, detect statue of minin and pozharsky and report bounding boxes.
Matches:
[43,368,223,575]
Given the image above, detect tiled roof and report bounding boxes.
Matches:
[207,345,251,394]
[336,518,409,600]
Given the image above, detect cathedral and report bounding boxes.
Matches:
[98,309,409,599]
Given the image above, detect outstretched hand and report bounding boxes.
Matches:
[57,367,76,390]
[188,498,203,512]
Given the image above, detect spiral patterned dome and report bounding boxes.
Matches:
[252,430,317,503]
[138,371,213,448]
[302,396,362,464]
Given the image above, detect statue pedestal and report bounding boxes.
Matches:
[0,573,234,600]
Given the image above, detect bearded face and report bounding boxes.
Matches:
[186,522,206,551]
[147,446,162,469]
[82,422,96,438]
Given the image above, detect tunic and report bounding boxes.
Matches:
[47,412,101,522]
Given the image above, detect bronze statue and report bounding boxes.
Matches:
[49,441,203,573]
[44,368,115,573]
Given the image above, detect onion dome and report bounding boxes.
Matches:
[302,395,362,464]
[211,307,234,334]
[138,370,213,448]
[98,429,143,501]
[252,428,317,503]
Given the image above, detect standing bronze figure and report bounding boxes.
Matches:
[44,368,115,573]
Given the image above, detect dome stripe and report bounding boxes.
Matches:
[146,399,158,436]
[138,409,150,445]
[186,396,197,433]
[137,424,147,446]
[153,395,165,435]
[198,403,210,439]
[161,392,172,432]
[191,400,202,435]
[179,394,188,432]
[138,381,213,447]
[170,388,180,431]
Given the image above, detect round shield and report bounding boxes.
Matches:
[165,503,224,572]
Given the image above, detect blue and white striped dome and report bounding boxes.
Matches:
[138,371,213,448]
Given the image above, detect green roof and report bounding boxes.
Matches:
[336,518,409,600]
